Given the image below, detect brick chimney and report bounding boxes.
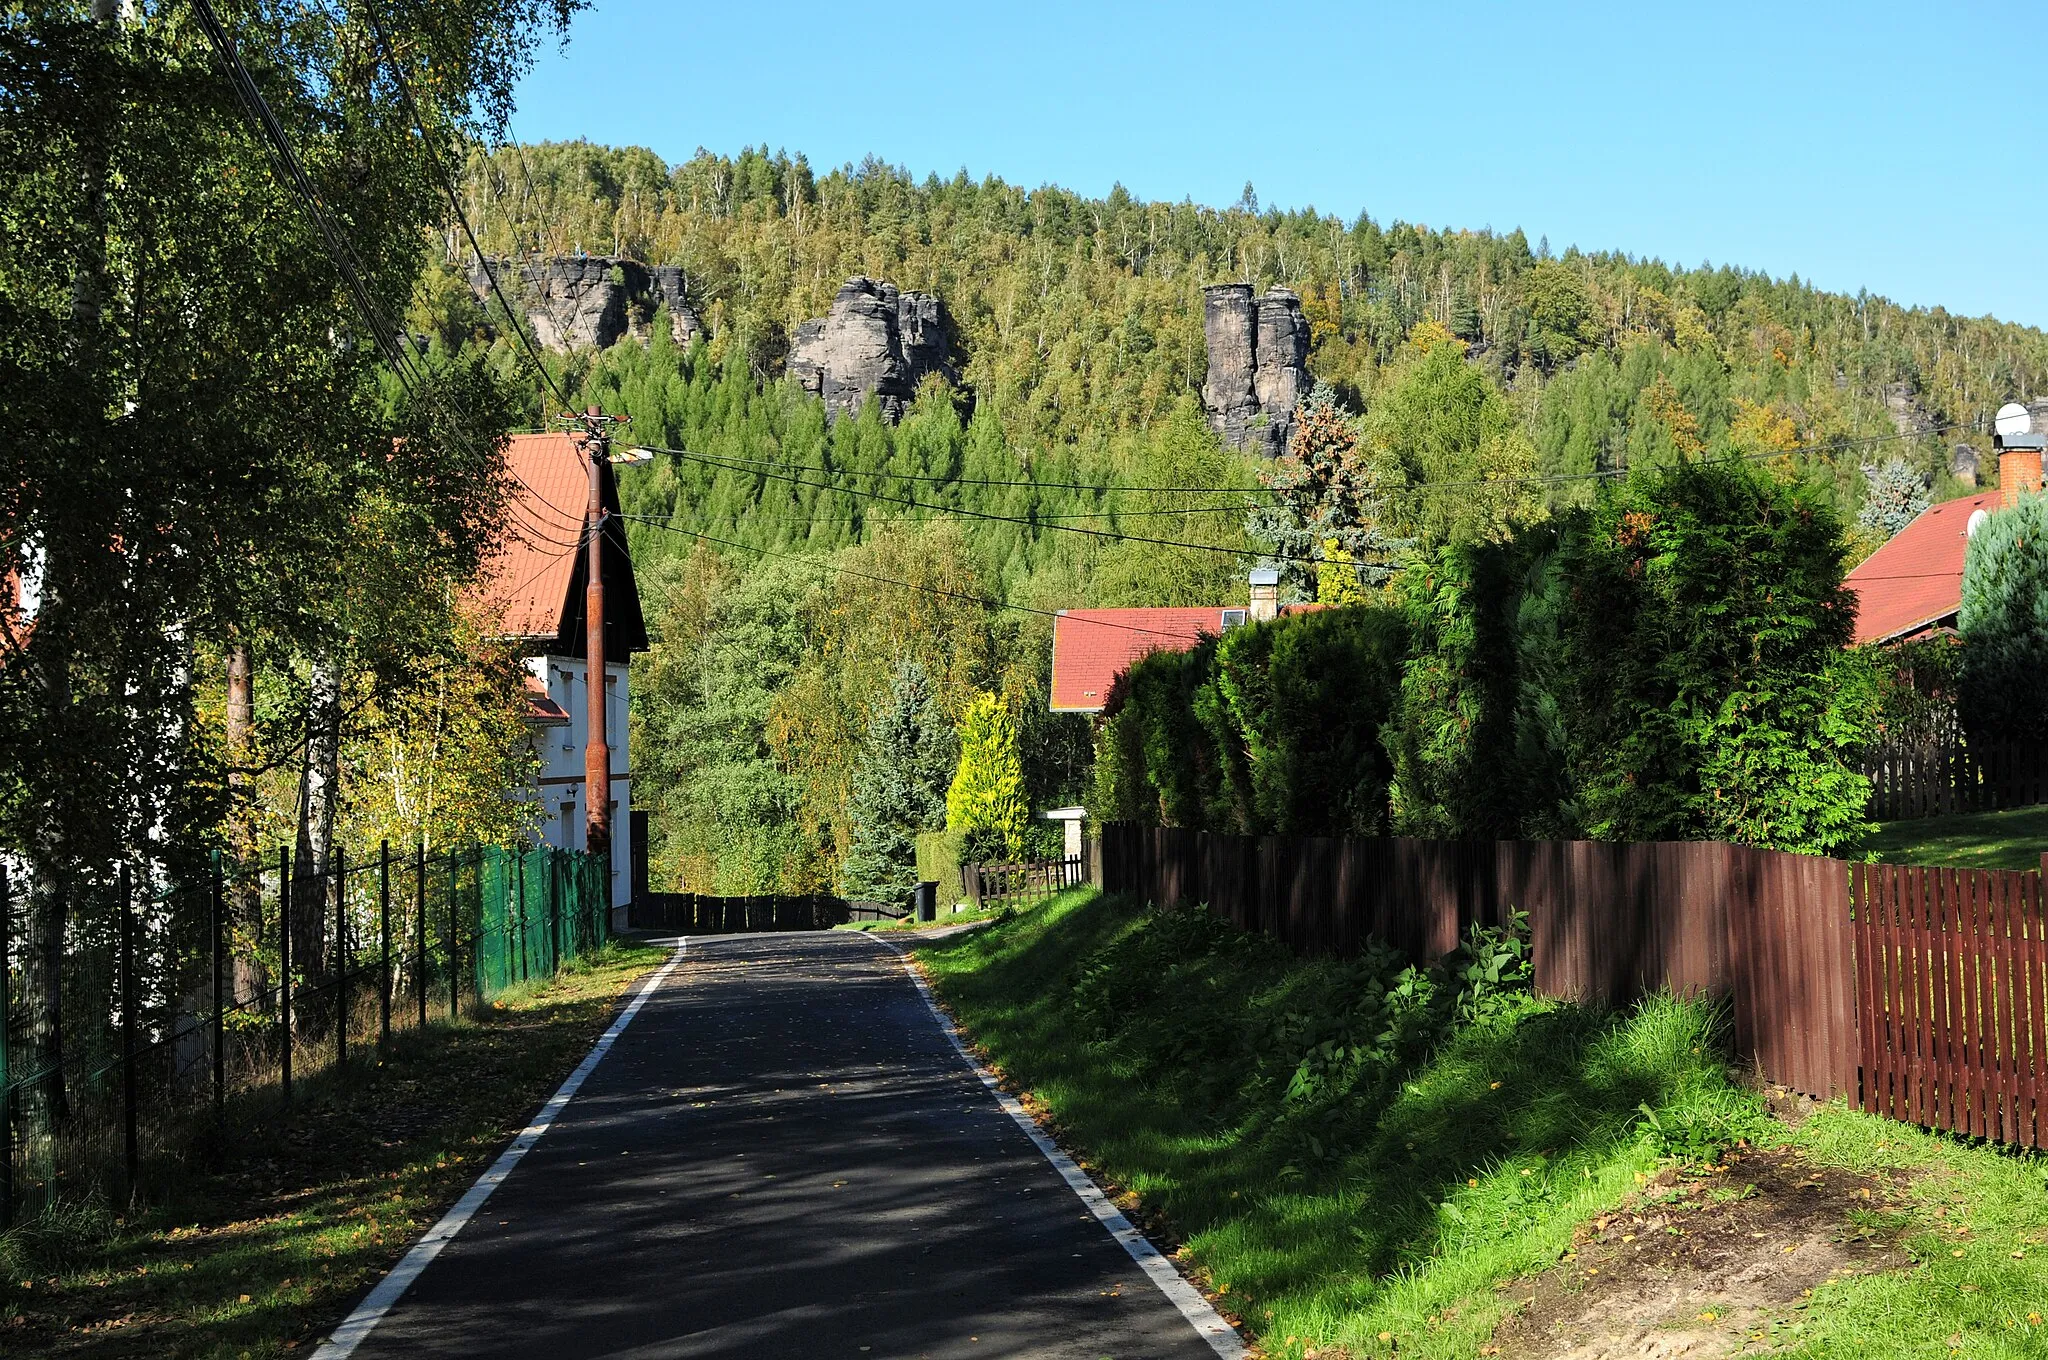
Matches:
[1248,567,1280,623]
[2000,447,2043,507]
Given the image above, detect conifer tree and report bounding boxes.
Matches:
[1250,383,1403,597]
[1858,457,1931,539]
[946,692,1029,860]
[839,660,954,903]
[1958,494,2048,744]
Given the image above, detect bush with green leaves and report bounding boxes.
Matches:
[1958,493,2048,745]
[1102,459,1878,854]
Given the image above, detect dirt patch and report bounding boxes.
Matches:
[1485,1146,1912,1359]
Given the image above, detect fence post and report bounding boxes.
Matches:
[447,850,459,1020]
[1,862,11,1231]
[119,861,137,1206]
[334,843,347,1073]
[379,840,391,1046]
[415,841,427,1029]
[211,853,224,1123]
[279,845,292,1104]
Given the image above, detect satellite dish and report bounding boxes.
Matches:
[1968,509,1990,537]
[1995,402,2032,438]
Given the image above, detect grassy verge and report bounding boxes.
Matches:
[1854,805,2048,871]
[915,888,2046,1359]
[0,940,667,1358]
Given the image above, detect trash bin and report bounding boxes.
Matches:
[914,880,937,923]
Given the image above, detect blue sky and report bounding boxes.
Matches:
[510,1,2046,328]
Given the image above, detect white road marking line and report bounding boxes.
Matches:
[862,932,1246,1359]
[313,938,689,1359]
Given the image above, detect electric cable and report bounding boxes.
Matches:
[617,514,1234,640]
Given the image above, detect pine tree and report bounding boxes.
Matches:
[839,660,954,903]
[1958,494,2048,744]
[946,692,1029,860]
[1249,382,1403,596]
[1858,457,1932,539]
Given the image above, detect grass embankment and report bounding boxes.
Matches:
[0,941,668,1358]
[918,889,2047,1359]
[1856,805,2048,872]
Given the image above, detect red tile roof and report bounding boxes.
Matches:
[521,673,570,726]
[1049,606,1321,712]
[472,432,593,641]
[1844,492,2000,645]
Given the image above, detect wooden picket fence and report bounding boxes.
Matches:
[961,856,1088,908]
[1101,823,2048,1151]
[1852,863,2046,1147]
[1862,737,2048,819]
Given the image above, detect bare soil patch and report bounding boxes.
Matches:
[1486,1146,1912,1359]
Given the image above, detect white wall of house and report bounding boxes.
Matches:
[523,654,632,910]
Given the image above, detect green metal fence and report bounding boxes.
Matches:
[0,841,611,1227]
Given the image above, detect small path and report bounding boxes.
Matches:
[341,931,1226,1359]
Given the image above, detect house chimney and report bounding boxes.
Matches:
[2000,447,2043,508]
[1248,566,1280,623]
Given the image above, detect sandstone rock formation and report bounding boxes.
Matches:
[1951,444,1981,488]
[1202,283,1309,456]
[787,277,954,422]
[469,255,704,352]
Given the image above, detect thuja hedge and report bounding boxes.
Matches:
[1094,460,1882,855]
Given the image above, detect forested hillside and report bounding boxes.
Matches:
[417,140,2048,895]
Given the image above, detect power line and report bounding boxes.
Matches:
[625,442,1276,495]
[629,420,1970,569]
[191,0,423,393]
[618,516,1219,640]
[359,5,590,536]
[366,6,570,418]
[637,442,1307,562]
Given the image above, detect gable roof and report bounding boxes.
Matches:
[1050,605,1321,712]
[471,432,647,660]
[1844,491,2000,646]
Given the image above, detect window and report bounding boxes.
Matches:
[1220,608,1248,631]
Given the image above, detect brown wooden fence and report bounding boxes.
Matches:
[963,856,1087,907]
[627,892,851,933]
[1852,863,2045,1147]
[1861,738,2048,819]
[1100,823,2048,1149]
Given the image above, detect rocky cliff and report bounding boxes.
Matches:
[1202,283,1309,457]
[787,277,954,422]
[469,255,705,352]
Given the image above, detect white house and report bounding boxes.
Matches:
[473,431,648,915]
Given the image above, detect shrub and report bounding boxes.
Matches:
[946,692,1029,859]
[1958,493,2048,744]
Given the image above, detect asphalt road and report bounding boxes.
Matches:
[344,930,1228,1359]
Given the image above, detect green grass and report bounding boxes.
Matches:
[915,888,2048,1358]
[1777,1109,2048,1355]
[0,941,668,1358]
[1855,804,2048,871]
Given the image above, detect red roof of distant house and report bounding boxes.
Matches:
[469,432,647,659]
[521,673,571,726]
[1844,492,2000,645]
[1049,605,1321,712]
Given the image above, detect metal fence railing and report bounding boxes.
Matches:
[0,841,610,1227]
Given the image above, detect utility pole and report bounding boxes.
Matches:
[563,406,628,865]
